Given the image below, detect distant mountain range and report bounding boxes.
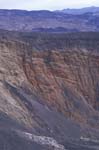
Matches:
[58,6,99,14]
[0,7,99,32]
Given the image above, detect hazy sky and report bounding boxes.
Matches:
[0,0,98,10]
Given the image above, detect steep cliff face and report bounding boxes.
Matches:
[20,32,99,126]
[23,49,99,125]
[0,31,99,149]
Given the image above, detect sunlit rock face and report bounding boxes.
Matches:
[0,31,99,149]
